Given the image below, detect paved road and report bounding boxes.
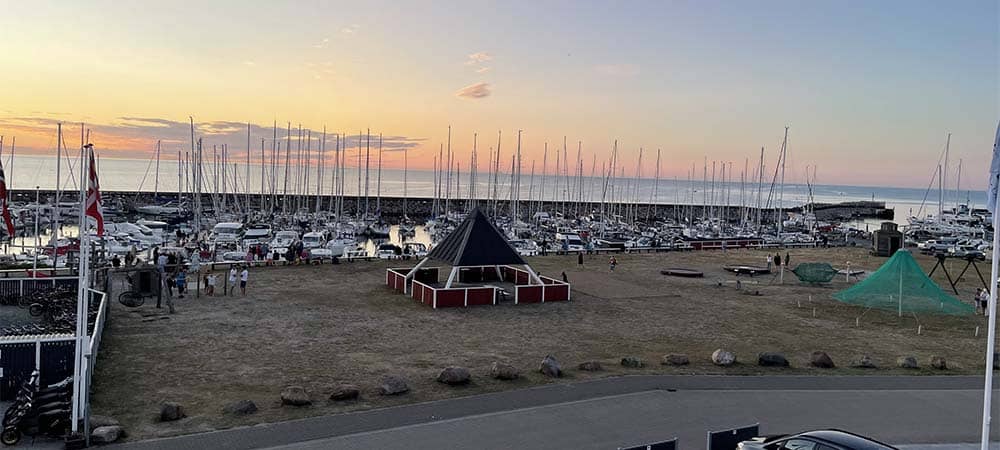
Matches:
[107,375,1000,450]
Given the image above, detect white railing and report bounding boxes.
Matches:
[81,288,108,445]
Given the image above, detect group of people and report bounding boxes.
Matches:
[204,265,249,296]
[766,252,792,270]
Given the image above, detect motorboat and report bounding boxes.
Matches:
[243,224,273,245]
[209,222,245,245]
[302,231,328,249]
[376,243,402,259]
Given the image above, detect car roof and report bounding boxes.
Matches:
[792,430,896,450]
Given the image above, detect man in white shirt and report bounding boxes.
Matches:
[228,267,238,296]
[239,267,249,296]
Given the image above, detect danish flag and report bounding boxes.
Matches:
[0,159,14,237]
[84,145,104,235]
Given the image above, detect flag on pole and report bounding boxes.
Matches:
[84,145,104,235]
[0,159,14,237]
[987,121,1000,213]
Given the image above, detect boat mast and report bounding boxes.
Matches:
[376,132,382,216]
[283,122,291,214]
[777,126,789,236]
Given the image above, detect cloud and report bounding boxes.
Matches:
[243,60,256,66]
[475,67,491,74]
[456,82,491,99]
[595,63,640,77]
[0,116,425,159]
[340,25,359,35]
[465,52,492,65]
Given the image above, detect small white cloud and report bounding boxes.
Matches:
[476,67,491,74]
[456,82,491,99]
[243,60,256,66]
[595,63,640,77]
[466,52,492,65]
[341,24,359,35]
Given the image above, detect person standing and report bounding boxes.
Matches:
[774,253,782,268]
[766,255,773,270]
[228,266,238,295]
[240,266,249,296]
[176,270,187,299]
[609,256,618,271]
[785,252,791,267]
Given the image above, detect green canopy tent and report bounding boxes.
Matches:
[832,249,974,316]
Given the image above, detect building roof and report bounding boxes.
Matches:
[427,208,527,267]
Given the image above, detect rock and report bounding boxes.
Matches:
[91,425,124,444]
[757,352,789,367]
[662,354,690,366]
[222,400,258,415]
[539,355,562,377]
[931,356,948,370]
[620,356,645,368]
[159,402,185,422]
[897,356,919,369]
[379,376,410,395]
[711,349,736,366]
[810,351,835,369]
[577,361,604,371]
[280,386,311,406]
[88,415,120,431]
[850,355,877,369]
[437,367,471,385]
[992,352,999,369]
[329,384,361,400]
[491,362,520,380]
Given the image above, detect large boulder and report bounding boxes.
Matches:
[280,386,311,406]
[897,356,919,369]
[491,362,520,380]
[159,402,185,422]
[851,355,877,369]
[577,361,604,371]
[810,351,835,369]
[662,354,690,366]
[931,356,948,370]
[757,352,789,367]
[437,367,471,385]
[89,415,120,431]
[620,357,645,368]
[539,355,562,377]
[91,425,124,444]
[711,349,736,366]
[329,384,361,401]
[222,400,258,415]
[380,376,410,395]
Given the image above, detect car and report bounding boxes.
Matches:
[948,244,986,260]
[738,429,896,450]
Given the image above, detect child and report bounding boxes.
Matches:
[176,270,187,299]
[609,256,618,272]
[207,273,217,296]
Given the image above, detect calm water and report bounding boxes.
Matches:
[7,155,984,226]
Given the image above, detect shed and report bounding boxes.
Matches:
[871,222,902,257]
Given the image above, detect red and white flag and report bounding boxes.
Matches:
[84,145,104,235]
[0,159,14,237]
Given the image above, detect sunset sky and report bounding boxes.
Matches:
[0,0,996,188]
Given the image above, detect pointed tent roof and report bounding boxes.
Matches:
[427,207,527,267]
[833,249,973,315]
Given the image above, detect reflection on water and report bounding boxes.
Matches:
[361,225,433,256]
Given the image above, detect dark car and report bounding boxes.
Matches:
[738,429,897,450]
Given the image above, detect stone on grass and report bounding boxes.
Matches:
[620,357,645,368]
[711,349,736,366]
[91,425,124,444]
[280,386,311,406]
[931,356,947,370]
[662,354,690,366]
[329,384,361,401]
[539,355,562,378]
[159,402,185,422]
[437,367,471,385]
[379,376,410,395]
[222,400,258,415]
[851,355,877,369]
[89,415,120,431]
[491,362,520,380]
[577,361,604,371]
[757,352,789,367]
[810,351,835,369]
[897,356,919,369]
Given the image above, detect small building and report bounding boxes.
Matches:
[386,208,570,308]
[871,222,902,257]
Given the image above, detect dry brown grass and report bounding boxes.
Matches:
[90,247,993,440]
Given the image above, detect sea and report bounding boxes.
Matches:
[6,155,985,230]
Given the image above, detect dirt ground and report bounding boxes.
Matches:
[90,247,994,440]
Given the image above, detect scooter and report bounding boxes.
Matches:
[2,372,74,446]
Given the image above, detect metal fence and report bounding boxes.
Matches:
[707,423,760,450]
[0,276,79,300]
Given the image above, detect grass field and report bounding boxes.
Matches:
[90,246,993,440]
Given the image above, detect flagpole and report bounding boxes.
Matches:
[71,144,89,435]
[982,122,1000,450]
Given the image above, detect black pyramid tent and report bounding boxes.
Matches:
[404,207,539,291]
[426,207,527,266]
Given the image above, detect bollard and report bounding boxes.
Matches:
[812,307,816,317]
[856,317,860,327]
[976,326,980,337]
[917,325,922,335]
